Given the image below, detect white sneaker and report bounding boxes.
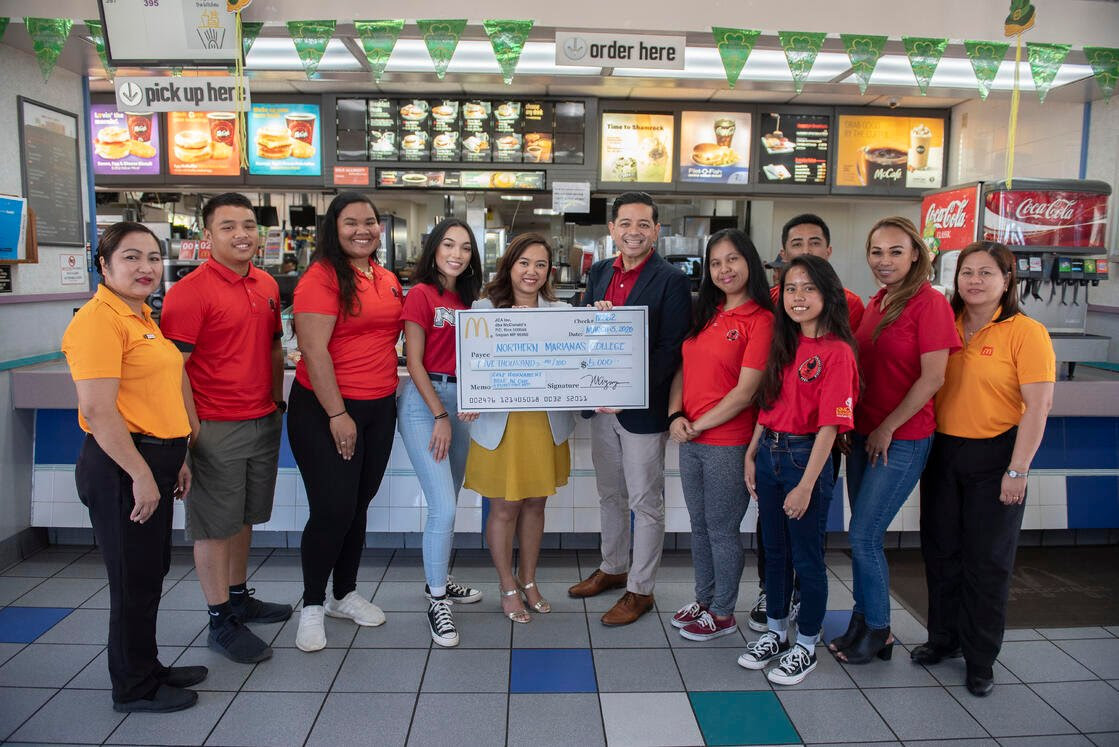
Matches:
[325,591,386,627]
[295,605,326,652]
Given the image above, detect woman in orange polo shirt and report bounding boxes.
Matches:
[918,241,1055,697]
[62,221,202,714]
[666,229,773,642]
[288,193,403,652]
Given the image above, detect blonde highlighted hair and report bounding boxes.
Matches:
[866,216,933,341]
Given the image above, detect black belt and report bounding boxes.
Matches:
[429,373,457,383]
[762,428,816,444]
[132,434,188,448]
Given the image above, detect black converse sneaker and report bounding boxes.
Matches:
[767,642,817,686]
[427,596,459,647]
[426,577,482,604]
[737,630,791,669]
[748,591,768,632]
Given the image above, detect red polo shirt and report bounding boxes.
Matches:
[758,334,859,436]
[294,259,403,400]
[771,284,865,335]
[160,259,281,422]
[854,282,960,439]
[681,301,774,445]
[604,252,653,306]
[401,282,466,376]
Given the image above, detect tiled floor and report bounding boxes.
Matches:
[1,545,1118,746]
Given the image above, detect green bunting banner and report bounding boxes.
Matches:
[963,40,1009,100]
[840,34,887,94]
[241,21,263,59]
[25,18,73,82]
[1026,41,1071,102]
[417,19,467,80]
[711,27,759,88]
[85,19,115,81]
[483,20,533,84]
[902,36,949,94]
[286,20,336,79]
[1083,46,1119,102]
[353,20,404,82]
[778,31,826,94]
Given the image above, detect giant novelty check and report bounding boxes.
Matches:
[455,307,649,412]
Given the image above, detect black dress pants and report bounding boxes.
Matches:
[919,427,1024,669]
[75,434,186,703]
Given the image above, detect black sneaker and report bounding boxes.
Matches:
[230,587,293,624]
[767,643,818,686]
[748,591,768,632]
[113,684,198,713]
[427,596,460,648]
[208,616,273,664]
[737,630,790,669]
[426,577,482,604]
[159,665,208,688]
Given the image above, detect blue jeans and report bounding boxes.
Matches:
[754,430,833,638]
[397,379,470,589]
[846,432,933,630]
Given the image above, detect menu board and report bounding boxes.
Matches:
[460,101,493,163]
[429,100,460,162]
[167,110,241,177]
[836,114,945,191]
[248,103,322,176]
[377,169,545,190]
[336,98,369,161]
[367,99,397,160]
[522,101,554,164]
[19,98,83,246]
[757,111,830,186]
[599,112,674,184]
[91,105,161,176]
[397,99,431,161]
[492,101,523,164]
[678,111,750,184]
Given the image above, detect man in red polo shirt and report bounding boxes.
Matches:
[161,193,290,665]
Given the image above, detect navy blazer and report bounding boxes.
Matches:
[581,251,692,434]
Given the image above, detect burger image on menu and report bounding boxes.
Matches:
[257,125,293,159]
[174,130,213,163]
[400,102,429,121]
[95,126,131,160]
[431,104,457,120]
[463,103,488,120]
[691,143,738,167]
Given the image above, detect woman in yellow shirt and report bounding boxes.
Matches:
[62,222,202,714]
[917,241,1055,698]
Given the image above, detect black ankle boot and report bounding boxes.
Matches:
[828,611,866,653]
[838,626,893,665]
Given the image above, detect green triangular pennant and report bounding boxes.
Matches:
[840,34,887,94]
[170,66,183,76]
[902,36,948,94]
[483,20,533,84]
[1083,46,1119,102]
[353,20,404,82]
[84,19,115,81]
[963,40,1009,100]
[241,21,263,59]
[711,27,759,88]
[0,18,9,41]
[778,31,826,94]
[417,19,466,79]
[1027,42,1071,102]
[286,20,335,79]
[25,18,73,82]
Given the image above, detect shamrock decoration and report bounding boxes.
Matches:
[903,36,948,95]
[1005,0,1036,36]
[712,27,760,87]
[964,40,1009,100]
[778,31,826,94]
[841,34,887,94]
[1084,47,1119,101]
[417,19,467,80]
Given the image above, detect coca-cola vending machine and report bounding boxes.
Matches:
[922,178,1112,369]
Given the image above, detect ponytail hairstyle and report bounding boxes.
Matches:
[866,216,933,341]
[757,254,856,410]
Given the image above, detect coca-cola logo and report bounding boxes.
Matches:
[874,167,903,181]
[927,199,970,228]
[1015,197,1076,222]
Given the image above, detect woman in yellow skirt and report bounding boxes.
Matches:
[465,233,575,623]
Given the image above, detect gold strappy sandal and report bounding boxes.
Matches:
[517,579,551,614]
[501,588,531,624]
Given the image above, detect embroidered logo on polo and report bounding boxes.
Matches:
[980,346,994,356]
[433,307,455,327]
[835,397,853,419]
[797,354,823,382]
[725,329,740,341]
[268,297,276,311]
[391,286,401,298]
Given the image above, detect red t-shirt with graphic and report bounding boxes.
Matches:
[401,282,467,376]
[758,334,859,435]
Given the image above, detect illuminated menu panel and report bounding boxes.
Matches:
[376,169,546,190]
[835,114,945,191]
[757,111,830,186]
[678,111,750,184]
[599,112,674,184]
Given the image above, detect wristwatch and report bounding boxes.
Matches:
[1006,469,1028,479]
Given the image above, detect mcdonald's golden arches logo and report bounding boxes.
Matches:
[463,316,490,339]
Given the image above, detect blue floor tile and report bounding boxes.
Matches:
[510,648,596,693]
[821,609,853,646]
[0,607,74,643]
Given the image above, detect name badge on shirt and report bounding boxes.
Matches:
[144,333,156,339]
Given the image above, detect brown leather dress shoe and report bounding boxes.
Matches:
[567,569,628,598]
[601,591,655,626]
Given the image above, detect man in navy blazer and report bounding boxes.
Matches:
[568,192,692,626]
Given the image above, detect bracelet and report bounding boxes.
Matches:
[433,411,450,420]
[328,410,347,419]
[667,410,687,426]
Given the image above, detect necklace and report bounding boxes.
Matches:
[354,263,375,280]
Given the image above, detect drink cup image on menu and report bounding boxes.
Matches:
[91,105,162,175]
[857,145,907,187]
[248,103,322,175]
[837,114,943,190]
[168,111,239,175]
[910,124,933,169]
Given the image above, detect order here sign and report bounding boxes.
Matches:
[554,32,686,70]
[114,77,251,113]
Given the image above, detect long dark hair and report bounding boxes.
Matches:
[411,218,482,307]
[758,254,857,410]
[312,192,380,317]
[950,240,1020,322]
[688,229,773,339]
[482,232,556,309]
[866,216,934,341]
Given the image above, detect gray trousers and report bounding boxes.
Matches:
[591,414,668,595]
[679,441,750,617]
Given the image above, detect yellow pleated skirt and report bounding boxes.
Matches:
[464,412,571,502]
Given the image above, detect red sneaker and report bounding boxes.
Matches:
[671,601,707,629]
[680,611,739,641]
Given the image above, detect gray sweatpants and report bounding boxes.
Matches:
[679,441,750,617]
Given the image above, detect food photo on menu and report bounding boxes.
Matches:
[678,111,750,184]
[167,110,241,176]
[461,100,493,162]
[757,112,830,185]
[835,113,944,190]
[247,103,322,176]
[90,105,160,175]
[600,112,673,183]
